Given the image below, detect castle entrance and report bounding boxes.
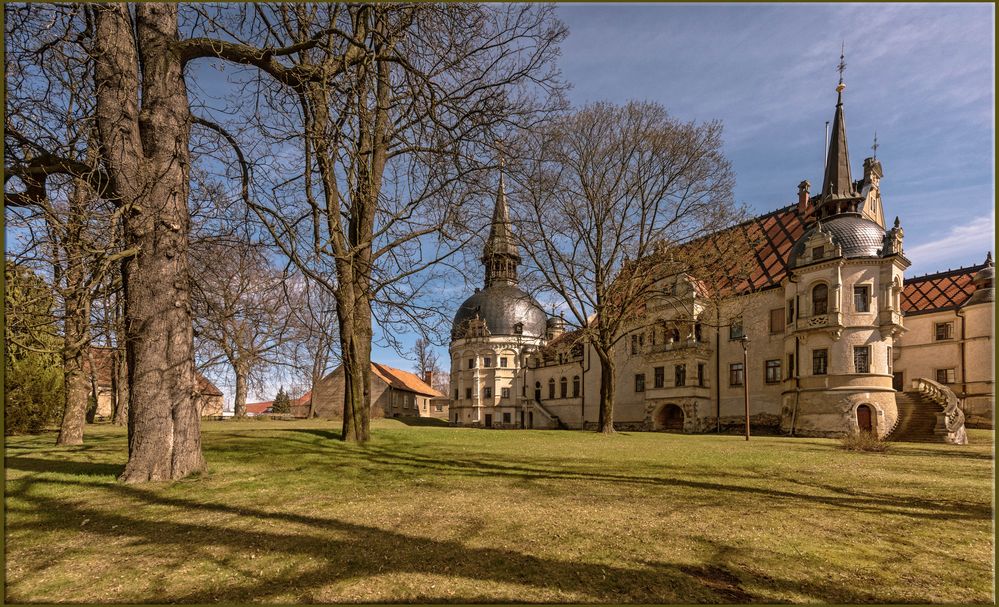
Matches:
[856,405,873,433]
[657,404,684,431]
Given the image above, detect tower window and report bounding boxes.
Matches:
[468,358,475,369]
[697,363,706,387]
[465,388,472,399]
[812,349,828,375]
[483,387,492,398]
[853,346,870,374]
[812,283,828,315]
[514,323,523,335]
[812,245,825,261]
[501,387,510,399]
[499,357,508,367]
[854,285,870,312]
[483,357,492,368]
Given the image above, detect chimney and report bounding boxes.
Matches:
[797,180,811,211]
[423,371,433,387]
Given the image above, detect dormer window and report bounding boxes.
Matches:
[812,245,824,261]
[514,322,523,335]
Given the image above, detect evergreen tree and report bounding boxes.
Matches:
[271,386,291,414]
[5,263,64,434]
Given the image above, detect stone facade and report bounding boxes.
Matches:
[448,82,992,437]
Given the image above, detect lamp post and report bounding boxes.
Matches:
[741,335,750,441]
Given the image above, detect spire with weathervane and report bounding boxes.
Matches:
[482,152,521,288]
[817,44,864,220]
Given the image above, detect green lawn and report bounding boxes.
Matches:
[4,419,994,603]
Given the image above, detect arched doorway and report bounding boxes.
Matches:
[657,404,684,431]
[856,404,873,434]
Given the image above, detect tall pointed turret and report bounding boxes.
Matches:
[482,164,521,287]
[816,47,863,220]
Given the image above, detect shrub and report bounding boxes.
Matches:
[841,431,890,452]
[5,354,64,435]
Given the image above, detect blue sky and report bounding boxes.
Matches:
[370,3,995,376]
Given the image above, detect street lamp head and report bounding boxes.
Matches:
[740,334,750,349]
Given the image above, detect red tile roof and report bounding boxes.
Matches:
[244,401,273,415]
[84,347,223,397]
[902,265,985,315]
[371,363,444,398]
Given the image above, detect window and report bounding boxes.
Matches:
[787,353,795,378]
[935,322,954,341]
[631,333,644,354]
[729,318,744,340]
[675,364,686,387]
[765,360,782,384]
[503,412,511,424]
[499,357,508,368]
[514,323,523,335]
[854,346,870,373]
[770,308,785,334]
[454,389,459,400]
[654,366,665,389]
[697,363,706,387]
[501,387,510,399]
[787,299,795,324]
[812,349,828,375]
[936,368,956,384]
[887,347,892,373]
[483,386,492,398]
[669,326,681,342]
[854,285,870,312]
[435,404,443,412]
[572,376,580,397]
[468,358,475,369]
[812,245,824,260]
[465,387,472,399]
[694,323,703,342]
[484,357,492,368]
[729,363,744,386]
[812,283,828,315]
[548,378,555,400]
[560,377,568,398]
[635,373,646,392]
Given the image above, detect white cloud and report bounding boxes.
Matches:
[905,209,995,272]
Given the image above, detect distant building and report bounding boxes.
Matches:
[243,391,312,418]
[311,362,446,419]
[447,76,992,441]
[85,347,224,419]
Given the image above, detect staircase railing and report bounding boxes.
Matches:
[531,399,562,429]
[911,377,968,445]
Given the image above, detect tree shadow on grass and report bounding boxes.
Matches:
[4,475,897,604]
[4,456,121,478]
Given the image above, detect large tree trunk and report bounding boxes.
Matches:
[595,345,616,435]
[94,4,204,482]
[233,365,248,418]
[338,287,372,442]
[111,344,128,426]
[56,181,91,446]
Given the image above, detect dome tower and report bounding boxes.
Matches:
[781,56,910,438]
[448,165,548,427]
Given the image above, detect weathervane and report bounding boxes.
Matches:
[836,42,846,93]
[872,131,879,159]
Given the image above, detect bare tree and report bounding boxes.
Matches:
[4,5,131,445]
[189,4,567,442]
[511,101,742,433]
[410,337,442,380]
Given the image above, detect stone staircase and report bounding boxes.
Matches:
[888,392,943,442]
[887,378,968,445]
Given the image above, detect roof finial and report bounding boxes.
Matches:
[872,131,879,159]
[986,251,993,266]
[893,216,900,229]
[836,41,846,95]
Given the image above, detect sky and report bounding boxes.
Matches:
[367,2,996,378]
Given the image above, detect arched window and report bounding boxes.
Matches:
[572,375,581,397]
[560,377,568,399]
[812,283,828,315]
[548,378,556,400]
[669,325,681,342]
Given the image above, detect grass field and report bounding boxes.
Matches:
[4,419,994,603]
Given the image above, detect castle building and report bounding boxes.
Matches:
[448,79,993,440]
